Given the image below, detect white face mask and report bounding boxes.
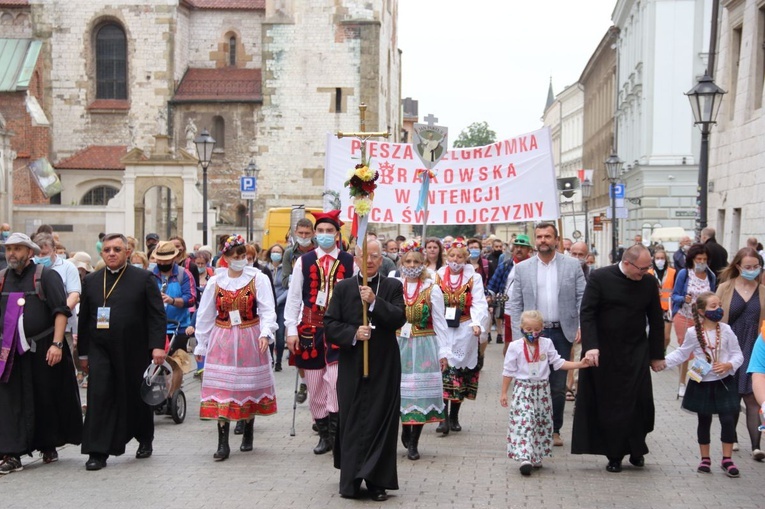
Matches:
[295,236,313,248]
[655,259,666,270]
[228,258,248,272]
[447,261,465,272]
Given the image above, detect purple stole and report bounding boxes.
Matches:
[0,291,26,382]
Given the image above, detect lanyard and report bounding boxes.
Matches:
[103,266,127,306]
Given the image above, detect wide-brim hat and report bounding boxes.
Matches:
[4,232,40,254]
[513,234,532,247]
[153,241,179,262]
[70,251,94,272]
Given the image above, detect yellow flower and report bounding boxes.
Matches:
[354,165,374,181]
[354,197,373,216]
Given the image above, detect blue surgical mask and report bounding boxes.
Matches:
[741,268,761,281]
[270,252,283,263]
[148,262,157,271]
[316,233,336,250]
[33,255,52,268]
[469,248,481,259]
[0,231,8,240]
[132,263,144,269]
[704,308,724,322]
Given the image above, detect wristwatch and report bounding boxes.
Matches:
[52,341,64,349]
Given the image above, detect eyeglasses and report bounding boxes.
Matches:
[102,247,124,253]
[627,260,651,272]
[741,265,762,271]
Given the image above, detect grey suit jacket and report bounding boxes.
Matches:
[509,253,585,342]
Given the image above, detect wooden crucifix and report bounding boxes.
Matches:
[336,103,389,378]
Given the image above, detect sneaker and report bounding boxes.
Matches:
[0,456,22,475]
[732,442,739,451]
[519,460,533,476]
[553,433,563,447]
[677,383,686,398]
[41,449,58,464]
[752,449,764,461]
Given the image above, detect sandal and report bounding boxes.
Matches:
[721,458,740,478]
[697,457,711,473]
[566,388,576,401]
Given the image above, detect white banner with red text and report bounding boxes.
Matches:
[324,127,559,226]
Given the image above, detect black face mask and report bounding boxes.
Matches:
[157,263,173,273]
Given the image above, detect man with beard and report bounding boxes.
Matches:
[572,244,664,472]
[78,233,166,470]
[324,239,406,501]
[0,233,80,474]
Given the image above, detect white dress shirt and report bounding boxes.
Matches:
[284,246,340,337]
[536,254,559,322]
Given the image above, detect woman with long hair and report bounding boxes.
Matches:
[717,247,765,460]
[424,237,445,275]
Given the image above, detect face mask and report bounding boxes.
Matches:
[387,252,399,262]
[740,268,761,281]
[228,258,248,272]
[33,255,52,268]
[0,231,8,240]
[316,233,336,250]
[587,263,596,268]
[523,331,540,342]
[157,263,173,273]
[295,236,313,248]
[694,262,708,273]
[654,260,666,270]
[447,261,465,272]
[682,244,690,252]
[469,248,481,259]
[132,263,144,269]
[148,262,157,271]
[704,307,724,322]
[58,253,67,260]
[401,265,424,279]
[270,252,283,263]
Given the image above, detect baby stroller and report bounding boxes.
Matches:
[151,319,187,424]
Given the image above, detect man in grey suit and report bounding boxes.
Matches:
[510,222,586,447]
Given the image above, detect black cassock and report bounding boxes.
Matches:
[78,265,166,456]
[0,263,80,456]
[572,264,664,459]
[324,274,406,497]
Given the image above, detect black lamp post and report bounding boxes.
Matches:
[245,159,260,242]
[580,178,593,246]
[194,129,216,245]
[605,153,623,263]
[685,72,726,239]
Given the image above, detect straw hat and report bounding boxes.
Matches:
[153,241,180,262]
[70,251,94,272]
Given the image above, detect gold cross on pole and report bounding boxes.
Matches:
[335,103,389,379]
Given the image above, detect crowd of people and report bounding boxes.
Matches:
[1,218,765,500]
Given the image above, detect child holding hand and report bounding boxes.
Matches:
[500,310,589,476]
[659,291,744,477]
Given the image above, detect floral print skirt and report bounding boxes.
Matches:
[506,378,553,463]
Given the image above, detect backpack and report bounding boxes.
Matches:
[0,264,47,302]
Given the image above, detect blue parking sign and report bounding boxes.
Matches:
[610,184,624,199]
[240,176,257,192]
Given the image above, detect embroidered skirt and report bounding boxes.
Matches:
[506,379,553,463]
[443,354,484,402]
[681,376,738,415]
[200,323,277,420]
[399,334,445,424]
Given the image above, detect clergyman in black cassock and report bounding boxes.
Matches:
[572,245,665,472]
[324,241,406,500]
[78,234,166,468]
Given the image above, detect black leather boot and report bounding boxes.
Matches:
[313,417,332,454]
[436,400,449,435]
[234,420,245,435]
[449,401,462,432]
[407,425,423,460]
[401,424,411,448]
[214,421,230,461]
[327,412,339,452]
[240,419,254,452]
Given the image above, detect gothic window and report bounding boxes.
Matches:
[229,36,237,66]
[96,24,127,100]
[81,185,119,205]
[212,116,225,149]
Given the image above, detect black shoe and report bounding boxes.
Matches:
[41,449,58,464]
[135,442,153,459]
[296,383,308,404]
[407,425,422,461]
[606,458,623,473]
[449,402,462,432]
[401,424,411,449]
[274,363,282,372]
[234,420,245,435]
[214,422,231,461]
[496,334,503,344]
[0,456,23,474]
[313,417,332,454]
[487,333,492,343]
[240,419,254,452]
[628,455,645,468]
[436,400,449,435]
[85,454,107,471]
[369,490,388,502]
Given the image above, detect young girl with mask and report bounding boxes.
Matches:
[395,241,450,461]
[435,238,489,435]
[659,292,743,477]
[500,310,589,476]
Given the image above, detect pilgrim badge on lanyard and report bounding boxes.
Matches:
[315,290,328,307]
[229,309,242,326]
[400,323,413,339]
[97,307,111,329]
[445,307,457,320]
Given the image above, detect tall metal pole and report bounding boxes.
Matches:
[696,127,710,238]
[584,199,589,247]
[202,167,208,245]
[611,182,617,263]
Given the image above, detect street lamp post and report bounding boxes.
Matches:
[194,129,216,245]
[685,72,726,239]
[580,178,593,247]
[245,159,259,242]
[605,153,623,263]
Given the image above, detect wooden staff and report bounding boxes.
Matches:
[361,235,369,378]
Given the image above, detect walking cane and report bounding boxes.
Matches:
[290,368,299,436]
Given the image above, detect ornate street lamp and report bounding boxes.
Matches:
[194,129,216,245]
[605,153,623,263]
[245,159,260,242]
[580,178,593,246]
[685,72,726,238]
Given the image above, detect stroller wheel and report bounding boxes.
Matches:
[171,391,186,424]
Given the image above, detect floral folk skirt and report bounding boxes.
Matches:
[506,379,553,463]
[442,354,483,402]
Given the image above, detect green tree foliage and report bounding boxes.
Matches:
[452,121,497,148]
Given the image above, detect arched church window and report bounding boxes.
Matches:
[212,116,225,149]
[229,36,237,66]
[81,185,119,205]
[96,24,127,100]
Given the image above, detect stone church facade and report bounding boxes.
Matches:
[1,0,401,250]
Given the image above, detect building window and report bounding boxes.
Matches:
[96,24,127,100]
[212,116,225,149]
[81,185,119,205]
[755,6,765,110]
[229,36,237,66]
[335,88,342,113]
[729,25,743,119]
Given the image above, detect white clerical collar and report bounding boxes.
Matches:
[618,262,628,276]
[107,263,128,274]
